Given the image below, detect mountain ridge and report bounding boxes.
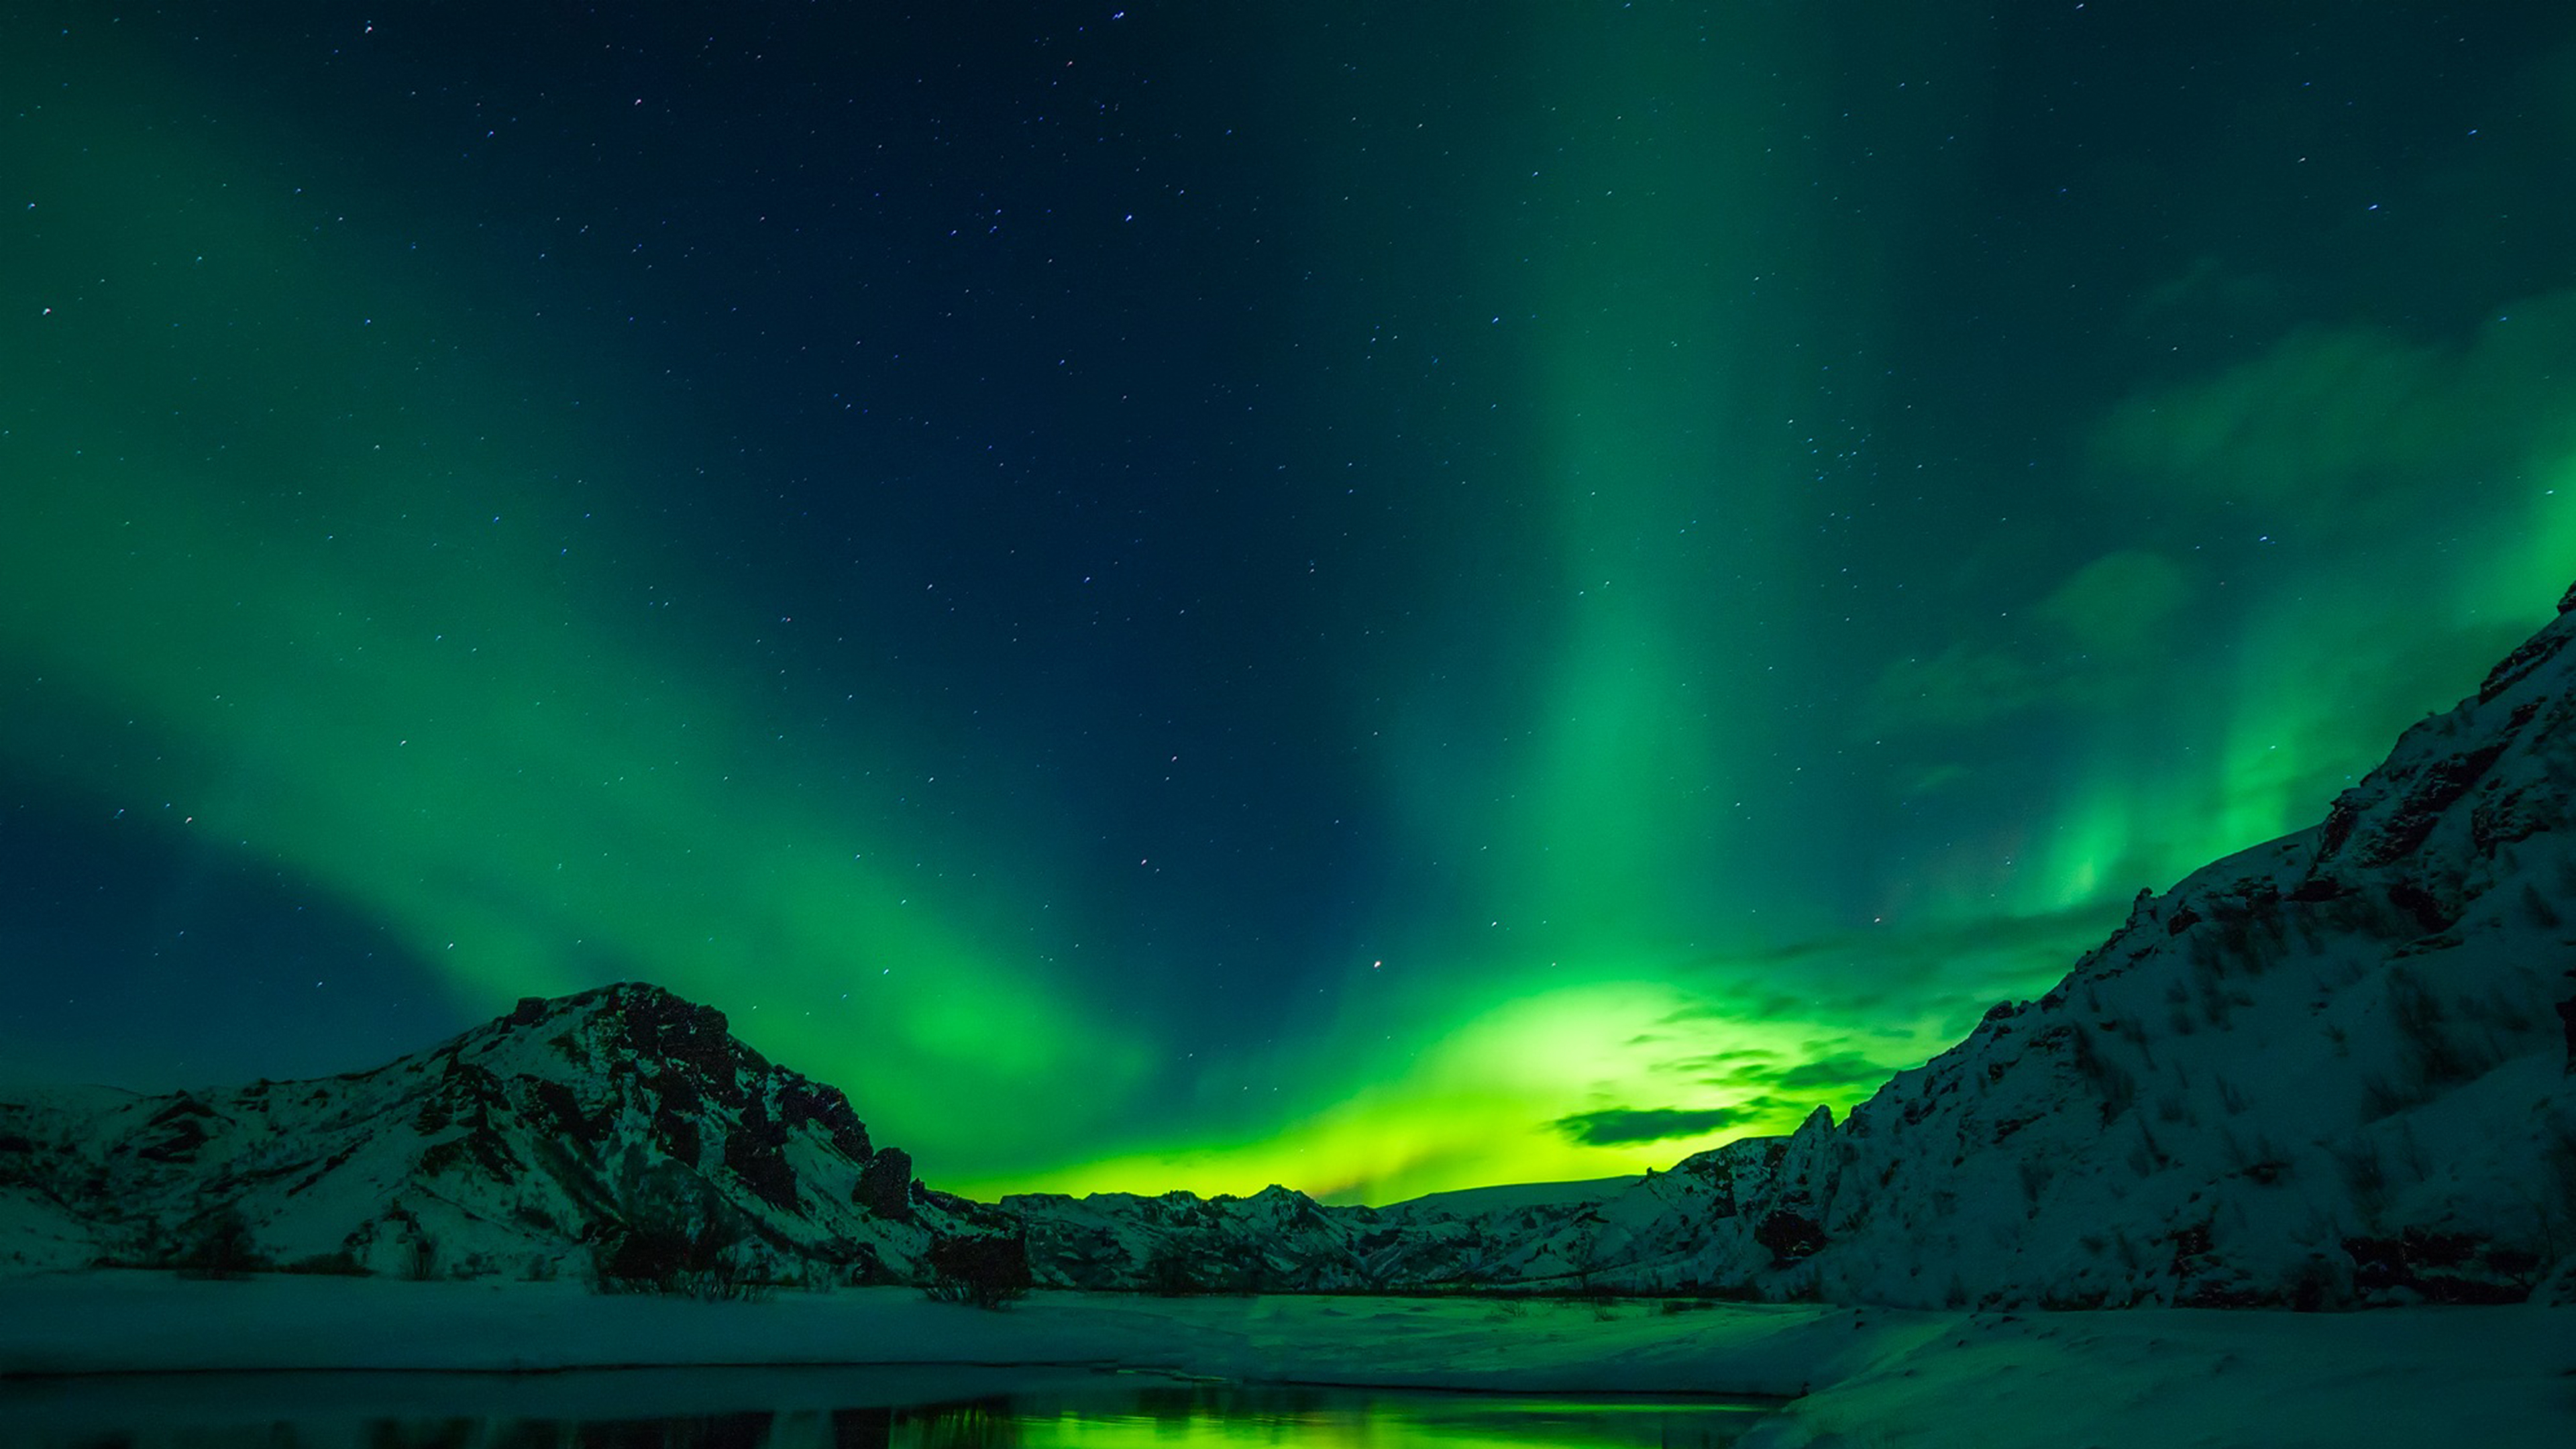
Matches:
[8,588,2575,1307]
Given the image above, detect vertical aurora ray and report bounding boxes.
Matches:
[1440,11,1812,959]
[1015,9,1977,1202]
[1348,10,1929,1177]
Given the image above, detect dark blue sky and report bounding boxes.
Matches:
[5,2,2573,1200]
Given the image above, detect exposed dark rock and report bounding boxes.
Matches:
[722,1102,800,1212]
[2356,742,2510,866]
[529,1079,604,1146]
[133,1118,209,1164]
[612,985,748,1110]
[2557,977,2575,1071]
[656,1112,704,1169]
[856,1148,916,1222]
[2318,794,2361,857]
[2343,1230,2536,1305]
[417,1124,526,1184]
[924,1232,1034,1307]
[1753,1210,1826,1264]
[778,1079,874,1161]
[146,1097,215,1128]
[2386,881,2457,936]
[2479,629,2570,702]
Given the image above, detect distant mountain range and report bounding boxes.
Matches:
[8,588,2575,1309]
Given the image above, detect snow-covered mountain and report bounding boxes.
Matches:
[1011,587,2576,1308]
[1578,584,2576,1309]
[8,587,2573,1309]
[996,1177,1633,1294]
[0,983,1005,1283]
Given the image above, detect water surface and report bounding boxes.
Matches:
[0,1368,1774,1448]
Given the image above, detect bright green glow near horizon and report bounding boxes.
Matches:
[964,977,1886,1207]
[981,1397,1750,1449]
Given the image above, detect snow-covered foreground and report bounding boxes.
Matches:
[0,1273,2565,1447]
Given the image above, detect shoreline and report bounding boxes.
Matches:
[1,1271,2567,1446]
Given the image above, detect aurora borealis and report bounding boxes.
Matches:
[5,3,2575,1205]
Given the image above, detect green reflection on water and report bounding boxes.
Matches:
[906,1387,1764,1449]
[0,1375,1772,1449]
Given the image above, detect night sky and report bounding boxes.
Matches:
[5,3,2574,1204]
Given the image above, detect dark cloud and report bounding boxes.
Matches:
[1656,1049,1779,1073]
[2092,298,2576,522]
[1552,1106,1742,1147]
[1766,1053,1892,1093]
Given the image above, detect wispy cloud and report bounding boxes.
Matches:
[1552,1105,1743,1146]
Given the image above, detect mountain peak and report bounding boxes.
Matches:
[480,981,769,1097]
[0,981,995,1283]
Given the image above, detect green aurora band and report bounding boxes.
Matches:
[0,40,1150,1178]
[5,11,2574,1202]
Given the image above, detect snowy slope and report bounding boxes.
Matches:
[0,983,1002,1282]
[1006,586,2576,1306]
[1557,584,2576,1307]
[1001,1181,1617,1293]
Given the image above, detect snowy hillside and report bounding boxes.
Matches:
[1010,588,2576,1307]
[1002,1180,1627,1293]
[0,983,1004,1283]
[1556,584,2576,1308]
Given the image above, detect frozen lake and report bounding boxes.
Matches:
[0,1367,1778,1448]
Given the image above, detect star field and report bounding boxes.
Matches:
[4,3,2575,1202]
